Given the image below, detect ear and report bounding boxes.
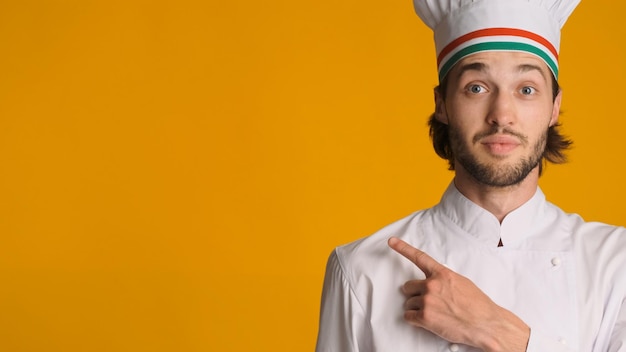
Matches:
[549,89,562,127]
[434,88,449,124]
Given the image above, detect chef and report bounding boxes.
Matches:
[316,0,626,351]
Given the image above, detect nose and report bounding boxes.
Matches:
[486,91,516,127]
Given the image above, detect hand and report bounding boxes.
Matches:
[387,237,529,352]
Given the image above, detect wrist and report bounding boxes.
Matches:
[476,310,530,352]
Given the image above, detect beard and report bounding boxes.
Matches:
[449,125,547,188]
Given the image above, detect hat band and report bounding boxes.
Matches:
[438,42,559,81]
[436,28,559,81]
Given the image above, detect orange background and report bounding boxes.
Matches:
[0,0,623,351]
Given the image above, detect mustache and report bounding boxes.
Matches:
[472,126,528,145]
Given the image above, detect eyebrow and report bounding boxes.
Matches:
[517,63,547,80]
[456,61,548,80]
[457,62,487,77]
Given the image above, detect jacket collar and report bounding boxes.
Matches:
[437,181,547,247]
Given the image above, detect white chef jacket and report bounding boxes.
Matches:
[316,182,626,352]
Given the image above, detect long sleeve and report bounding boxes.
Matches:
[525,328,575,352]
[608,297,626,352]
[315,250,372,352]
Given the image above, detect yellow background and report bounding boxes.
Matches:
[0,0,623,351]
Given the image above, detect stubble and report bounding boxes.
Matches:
[449,126,547,187]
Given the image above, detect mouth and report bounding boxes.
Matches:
[479,135,522,155]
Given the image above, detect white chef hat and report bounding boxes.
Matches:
[413,0,581,81]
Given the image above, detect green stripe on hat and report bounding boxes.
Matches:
[438,42,559,81]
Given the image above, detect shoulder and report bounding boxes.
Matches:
[336,209,429,258]
[572,218,626,258]
[547,201,626,270]
[547,201,626,243]
[330,208,434,286]
[545,201,626,239]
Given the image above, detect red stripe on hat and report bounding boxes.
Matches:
[437,28,558,66]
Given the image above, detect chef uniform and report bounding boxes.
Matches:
[316,184,626,351]
[316,0,626,351]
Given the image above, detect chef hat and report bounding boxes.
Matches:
[413,0,581,81]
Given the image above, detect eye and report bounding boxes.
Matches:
[467,84,486,94]
[520,86,536,95]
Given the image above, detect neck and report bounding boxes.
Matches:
[453,164,540,223]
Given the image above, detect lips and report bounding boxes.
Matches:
[479,135,521,155]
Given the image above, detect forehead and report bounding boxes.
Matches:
[447,51,553,79]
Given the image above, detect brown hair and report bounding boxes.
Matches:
[428,75,572,174]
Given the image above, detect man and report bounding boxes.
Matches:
[316,0,626,351]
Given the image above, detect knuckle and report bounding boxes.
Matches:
[412,251,425,263]
[438,269,453,280]
[421,294,435,307]
[420,307,435,323]
[425,279,441,292]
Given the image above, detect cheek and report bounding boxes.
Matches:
[446,100,489,124]
[447,115,484,138]
[521,107,553,130]
[519,100,554,120]
[448,121,479,147]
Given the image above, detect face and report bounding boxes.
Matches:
[435,51,562,187]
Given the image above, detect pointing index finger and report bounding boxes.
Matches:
[388,237,442,277]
